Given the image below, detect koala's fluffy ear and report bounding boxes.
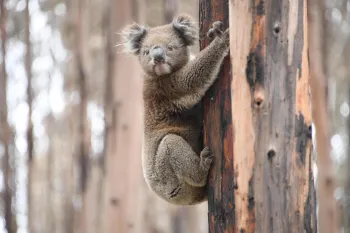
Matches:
[121,23,148,54]
[172,14,198,45]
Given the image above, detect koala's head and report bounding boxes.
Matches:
[121,14,197,76]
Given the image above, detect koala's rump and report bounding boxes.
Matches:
[143,134,206,205]
[142,104,205,205]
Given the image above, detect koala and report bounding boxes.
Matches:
[121,14,229,205]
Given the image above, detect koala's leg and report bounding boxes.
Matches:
[159,134,213,187]
[171,21,229,110]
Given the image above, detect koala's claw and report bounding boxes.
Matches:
[213,21,224,31]
[200,146,211,156]
[207,21,224,41]
[200,147,214,169]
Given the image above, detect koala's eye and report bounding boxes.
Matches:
[143,49,149,55]
[167,45,174,51]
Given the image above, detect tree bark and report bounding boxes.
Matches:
[199,0,234,232]
[0,2,17,233]
[201,0,317,232]
[25,0,34,232]
[307,0,340,232]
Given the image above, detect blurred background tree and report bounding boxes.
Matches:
[307,0,350,232]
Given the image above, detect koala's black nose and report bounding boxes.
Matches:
[151,46,165,63]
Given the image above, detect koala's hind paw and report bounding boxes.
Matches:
[207,21,224,41]
[200,147,214,169]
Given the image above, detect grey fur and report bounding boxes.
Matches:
[121,23,148,54]
[122,14,229,205]
[172,14,198,45]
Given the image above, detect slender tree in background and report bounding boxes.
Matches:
[307,0,341,232]
[0,1,17,233]
[97,1,116,232]
[201,0,317,232]
[164,0,178,23]
[103,0,119,232]
[105,0,156,232]
[103,1,114,181]
[76,0,89,196]
[25,0,34,232]
[75,0,91,232]
[102,2,116,232]
[46,124,54,233]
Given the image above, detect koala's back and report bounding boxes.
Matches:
[143,77,202,148]
[141,76,203,178]
[141,79,206,205]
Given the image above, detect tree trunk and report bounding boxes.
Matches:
[164,0,178,23]
[307,0,341,232]
[93,2,116,232]
[199,0,234,232]
[0,2,17,233]
[25,0,34,232]
[76,0,89,197]
[46,131,54,233]
[75,0,91,232]
[201,0,317,232]
[105,1,144,233]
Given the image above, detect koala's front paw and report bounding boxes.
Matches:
[207,21,224,41]
[207,21,229,47]
[200,147,214,170]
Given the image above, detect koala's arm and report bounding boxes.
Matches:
[171,26,229,109]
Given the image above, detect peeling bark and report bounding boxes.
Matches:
[202,0,317,232]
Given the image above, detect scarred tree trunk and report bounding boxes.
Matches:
[201,0,317,232]
[199,0,234,232]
